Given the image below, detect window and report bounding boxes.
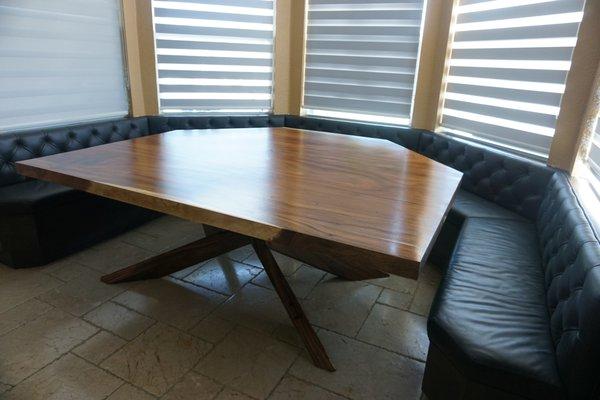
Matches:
[588,113,600,190]
[0,0,129,132]
[440,0,585,159]
[302,0,425,125]
[152,0,275,115]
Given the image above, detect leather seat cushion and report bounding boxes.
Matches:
[0,180,88,214]
[448,190,529,225]
[428,218,564,400]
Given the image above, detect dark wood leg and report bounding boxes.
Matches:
[101,230,250,284]
[251,239,335,372]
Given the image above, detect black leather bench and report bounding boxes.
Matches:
[2,114,599,398]
[0,115,285,267]
[0,118,161,267]
[268,116,600,399]
[423,173,600,400]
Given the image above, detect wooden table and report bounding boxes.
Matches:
[16,127,462,371]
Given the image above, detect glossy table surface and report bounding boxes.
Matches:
[16,127,462,276]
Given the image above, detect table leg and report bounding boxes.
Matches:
[251,239,335,372]
[101,230,250,283]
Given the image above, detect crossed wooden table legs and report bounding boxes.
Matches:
[101,226,387,371]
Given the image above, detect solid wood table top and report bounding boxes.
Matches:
[16,127,462,275]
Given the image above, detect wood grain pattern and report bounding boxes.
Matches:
[268,233,392,280]
[16,127,462,278]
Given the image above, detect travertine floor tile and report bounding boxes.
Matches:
[119,229,189,254]
[107,384,156,400]
[216,284,290,334]
[170,262,204,280]
[290,330,425,400]
[39,258,88,282]
[252,265,326,299]
[0,382,11,395]
[269,376,346,400]
[0,308,97,385]
[0,218,441,400]
[272,324,304,348]
[72,239,154,274]
[189,314,236,344]
[162,372,222,400]
[84,302,154,340]
[196,327,299,400]
[184,257,261,295]
[113,277,227,330]
[419,263,443,287]
[242,252,302,276]
[72,331,127,365]
[357,304,429,361]
[3,354,121,400]
[136,216,205,239]
[409,281,437,317]
[216,388,255,400]
[0,298,53,336]
[101,323,212,396]
[408,264,442,317]
[302,276,381,337]
[377,288,413,310]
[38,270,129,316]
[367,274,418,294]
[226,245,254,263]
[0,269,62,314]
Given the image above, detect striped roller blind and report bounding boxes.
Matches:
[303,0,425,125]
[152,0,274,114]
[0,0,129,133]
[590,115,600,182]
[441,0,585,158]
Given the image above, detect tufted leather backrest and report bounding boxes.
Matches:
[0,118,150,187]
[419,132,554,220]
[3,114,556,223]
[537,173,600,399]
[147,115,285,133]
[282,117,553,220]
[284,115,423,151]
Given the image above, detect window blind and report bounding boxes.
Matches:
[441,0,585,158]
[590,115,600,183]
[152,0,274,114]
[0,0,129,133]
[302,0,425,125]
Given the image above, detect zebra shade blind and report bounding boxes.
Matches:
[441,0,585,158]
[152,0,275,114]
[0,0,129,132]
[590,115,600,182]
[302,0,425,125]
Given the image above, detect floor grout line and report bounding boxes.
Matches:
[354,285,384,339]
[286,374,355,400]
[69,351,159,399]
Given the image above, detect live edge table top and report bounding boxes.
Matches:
[16,127,462,278]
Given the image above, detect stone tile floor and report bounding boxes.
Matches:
[0,216,440,400]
